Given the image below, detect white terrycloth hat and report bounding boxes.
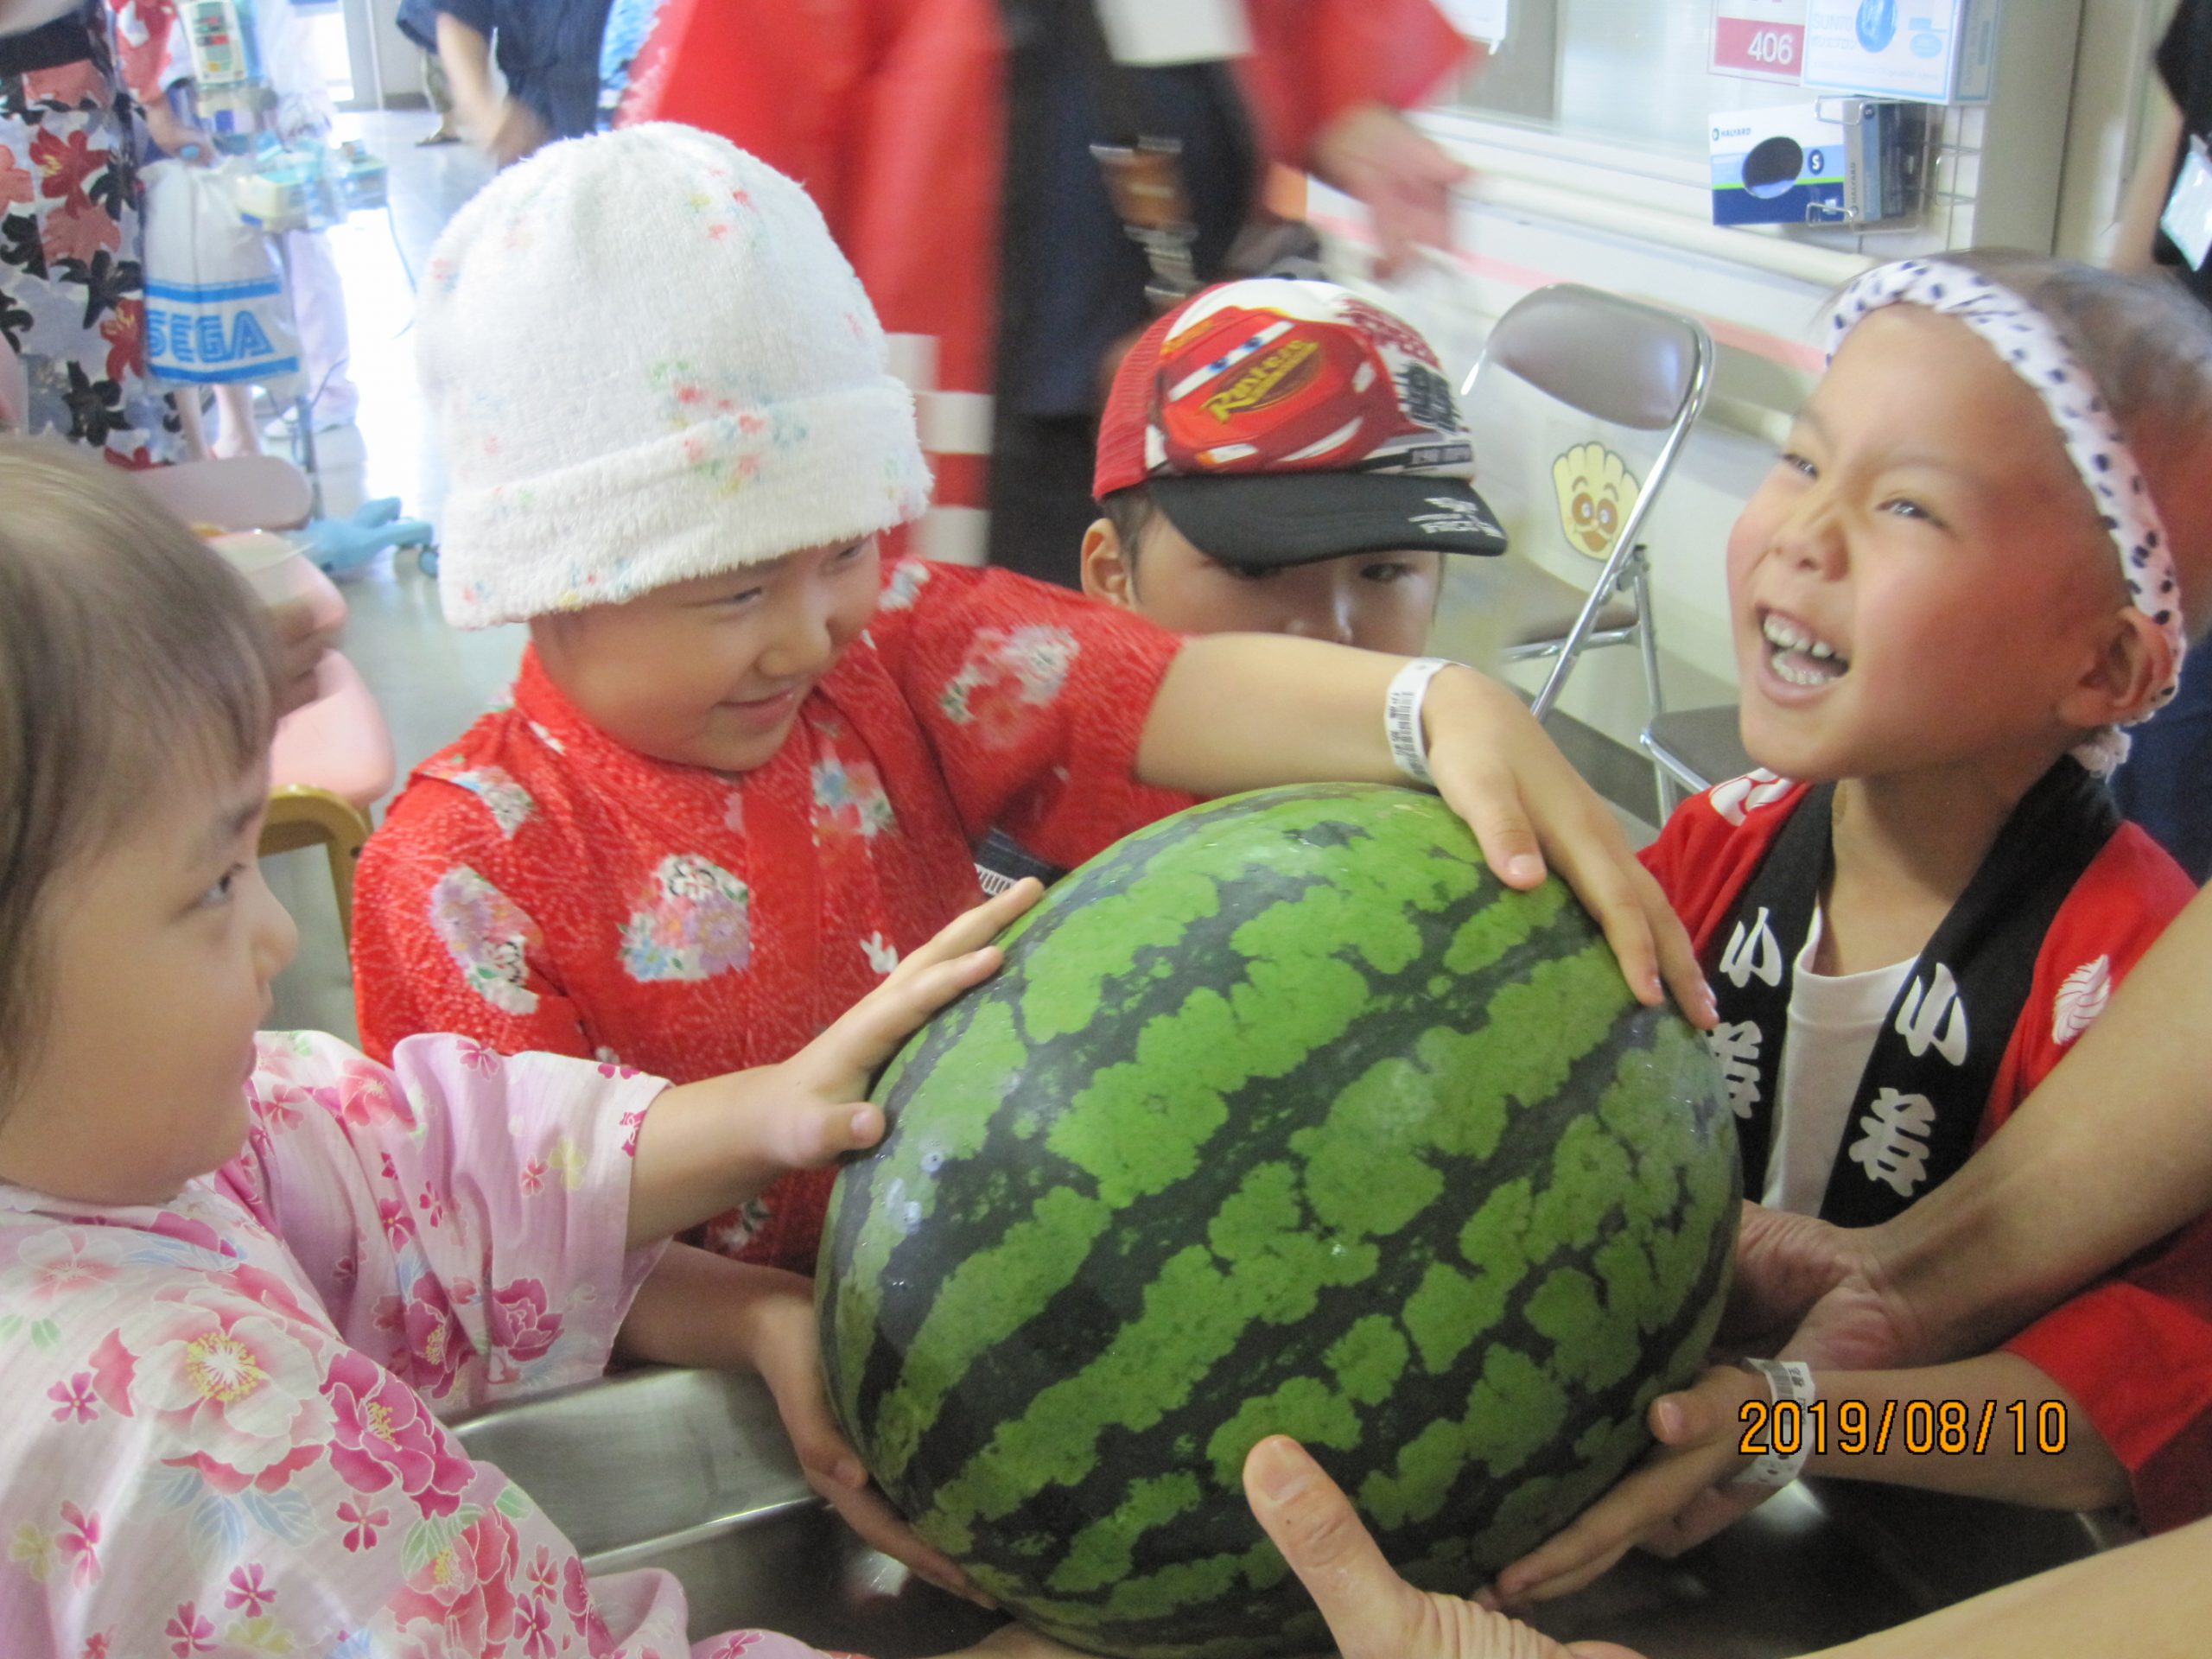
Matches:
[418,124,933,628]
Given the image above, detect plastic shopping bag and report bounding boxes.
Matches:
[141,159,303,393]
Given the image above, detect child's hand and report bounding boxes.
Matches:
[777,878,1044,1108]
[737,1269,992,1608]
[625,880,1043,1249]
[1490,1365,1769,1607]
[1423,671,1714,1026]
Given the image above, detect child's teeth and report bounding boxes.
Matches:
[1808,640,1835,661]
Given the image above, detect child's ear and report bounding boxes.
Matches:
[1081,518,1137,609]
[2058,606,2177,730]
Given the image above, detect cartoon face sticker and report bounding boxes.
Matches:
[1551,442,1642,560]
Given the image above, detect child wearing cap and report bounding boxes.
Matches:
[1077,279,1504,658]
[1489,253,2212,1604]
[351,128,1702,1286]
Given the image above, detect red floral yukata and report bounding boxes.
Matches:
[353,559,1192,1273]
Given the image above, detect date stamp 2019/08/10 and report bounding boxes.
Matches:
[1740,1398,2069,1459]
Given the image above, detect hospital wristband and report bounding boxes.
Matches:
[1732,1359,1818,1491]
[1384,658,1455,788]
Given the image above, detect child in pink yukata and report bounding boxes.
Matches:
[351,124,1711,1277]
[0,437,1065,1656]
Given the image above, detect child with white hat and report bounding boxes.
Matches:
[351,123,1703,1567]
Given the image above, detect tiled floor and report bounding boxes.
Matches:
[264,111,1658,1042]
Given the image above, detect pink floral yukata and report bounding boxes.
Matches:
[353,560,1192,1272]
[0,1029,854,1657]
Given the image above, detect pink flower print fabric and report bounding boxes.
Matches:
[936,625,1079,746]
[0,1030,849,1656]
[812,756,898,840]
[430,866,544,1015]
[620,855,753,982]
[423,760,538,838]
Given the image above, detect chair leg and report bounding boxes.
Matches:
[323,827,365,946]
[263,786,373,949]
[1630,552,1680,820]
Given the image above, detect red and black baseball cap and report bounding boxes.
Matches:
[1093,279,1507,569]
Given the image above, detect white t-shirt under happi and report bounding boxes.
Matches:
[1762,904,1916,1214]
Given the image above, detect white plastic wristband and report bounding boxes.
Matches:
[1384,658,1454,788]
[1732,1359,1817,1491]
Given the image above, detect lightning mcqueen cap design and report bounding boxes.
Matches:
[1093,280,1509,569]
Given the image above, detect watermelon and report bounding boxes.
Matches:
[817,784,1738,1659]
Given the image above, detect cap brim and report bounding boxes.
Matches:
[1149,474,1509,569]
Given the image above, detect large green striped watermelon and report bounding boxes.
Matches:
[818,784,1738,1659]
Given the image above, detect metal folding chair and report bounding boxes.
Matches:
[1459,284,1713,815]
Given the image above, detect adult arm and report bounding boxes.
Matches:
[1821,881,2212,1366]
[2113,81,2186,271]
[1244,0,1474,273]
[433,10,547,164]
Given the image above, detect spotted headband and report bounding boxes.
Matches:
[1828,257,2186,776]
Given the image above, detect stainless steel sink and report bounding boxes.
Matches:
[450,1366,2124,1658]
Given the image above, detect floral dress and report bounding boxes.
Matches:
[0,0,180,465]
[353,559,1192,1274]
[0,1028,851,1657]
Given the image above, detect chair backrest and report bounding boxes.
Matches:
[1466,283,1712,433]
[1432,283,1714,707]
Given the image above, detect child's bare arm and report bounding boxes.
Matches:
[620,880,1040,1249]
[1135,636,1713,1022]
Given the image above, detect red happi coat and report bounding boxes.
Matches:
[620,0,1469,562]
[1643,769,2212,1531]
[353,561,1192,1273]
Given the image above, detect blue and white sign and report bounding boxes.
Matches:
[1802,0,1999,104]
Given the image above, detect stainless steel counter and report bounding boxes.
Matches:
[451,1366,2122,1658]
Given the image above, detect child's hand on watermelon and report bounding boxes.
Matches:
[1488,1365,1772,1607]
[737,1267,996,1608]
[623,881,1043,1246]
[1242,1436,1644,1659]
[1418,670,1713,1027]
[1140,643,1715,1027]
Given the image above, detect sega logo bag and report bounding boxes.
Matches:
[140,159,302,391]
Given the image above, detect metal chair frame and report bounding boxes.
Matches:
[1461,285,1714,816]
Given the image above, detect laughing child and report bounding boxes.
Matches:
[1493,254,2212,1603]
[351,125,1705,1274]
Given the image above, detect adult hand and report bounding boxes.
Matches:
[142,103,213,164]
[484,97,551,168]
[1423,668,1714,1025]
[1243,1436,1643,1659]
[265,593,340,721]
[1730,1201,1924,1370]
[737,1268,991,1607]
[1310,103,1469,277]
